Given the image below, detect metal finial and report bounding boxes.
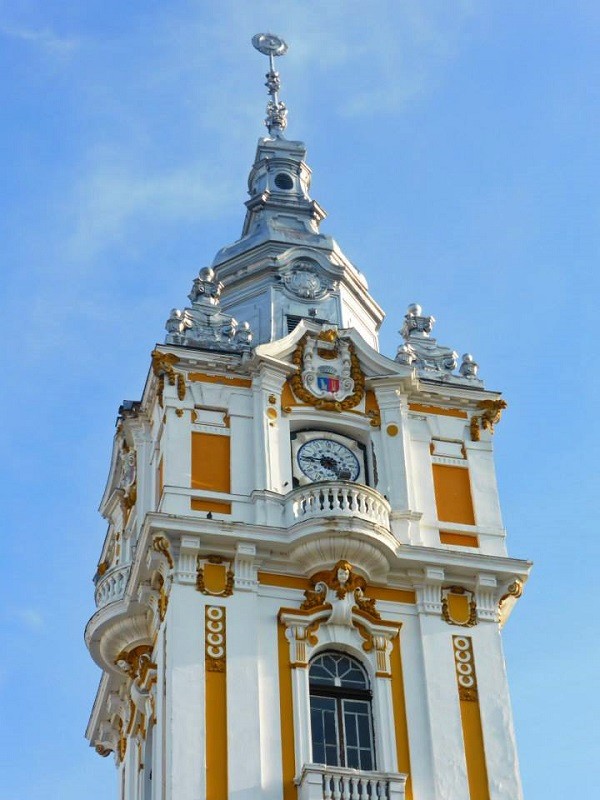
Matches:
[252,33,289,136]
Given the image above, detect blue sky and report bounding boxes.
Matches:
[1,2,598,798]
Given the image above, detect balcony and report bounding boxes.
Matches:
[94,564,131,609]
[296,764,407,800]
[285,482,391,530]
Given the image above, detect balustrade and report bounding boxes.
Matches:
[286,482,390,529]
[296,765,406,800]
[94,564,131,608]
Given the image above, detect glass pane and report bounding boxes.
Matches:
[310,652,369,689]
[310,695,339,766]
[342,698,375,771]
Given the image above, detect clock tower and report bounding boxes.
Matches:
[85,34,531,800]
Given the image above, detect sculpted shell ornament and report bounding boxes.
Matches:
[290,332,365,412]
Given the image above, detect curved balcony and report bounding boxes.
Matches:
[285,481,390,529]
[297,764,406,800]
[94,564,131,609]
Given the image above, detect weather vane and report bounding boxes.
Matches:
[252,32,289,137]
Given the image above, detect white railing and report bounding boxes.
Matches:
[286,482,391,529]
[296,765,407,800]
[94,564,131,608]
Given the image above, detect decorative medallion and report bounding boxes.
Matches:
[290,330,365,411]
[441,586,477,628]
[196,555,234,597]
[205,606,226,673]
[452,635,478,702]
[282,262,330,300]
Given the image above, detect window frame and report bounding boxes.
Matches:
[309,651,377,770]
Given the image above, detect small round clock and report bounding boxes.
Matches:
[296,438,361,482]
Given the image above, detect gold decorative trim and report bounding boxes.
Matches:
[303,560,382,621]
[116,718,127,762]
[205,605,226,672]
[115,645,157,684]
[355,620,374,652]
[151,349,186,407]
[151,535,174,569]
[367,409,381,427]
[452,635,478,702]
[470,399,507,441]
[289,333,365,412]
[499,578,523,608]
[154,573,169,622]
[441,586,477,628]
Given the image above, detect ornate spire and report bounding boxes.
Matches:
[252,32,289,137]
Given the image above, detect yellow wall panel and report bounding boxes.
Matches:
[190,498,231,514]
[191,433,230,493]
[432,464,475,525]
[460,698,490,800]
[409,403,468,418]
[439,531,479,548]
[205,607,227,800]
[277,621,297,800]
[391,634,413,800]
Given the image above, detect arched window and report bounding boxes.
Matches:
[309,652,376,770]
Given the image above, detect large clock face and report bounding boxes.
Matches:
[296,438,361,482]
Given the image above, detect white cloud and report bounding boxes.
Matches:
[0,22,78,56]
[66,153,238,263]
[10,607,45,631]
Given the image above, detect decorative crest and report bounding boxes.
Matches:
[290,329,365,411]
[252,32,289,136]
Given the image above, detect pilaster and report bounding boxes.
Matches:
[413,568,470,800]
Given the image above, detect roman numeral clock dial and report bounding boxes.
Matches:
[296,438,361,482]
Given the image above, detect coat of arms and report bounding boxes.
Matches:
[290,328,365,411]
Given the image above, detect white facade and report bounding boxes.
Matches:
[85,80,530,800]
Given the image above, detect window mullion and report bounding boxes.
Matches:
[336,696,347,768]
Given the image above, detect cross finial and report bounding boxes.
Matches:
[252,32,289,137]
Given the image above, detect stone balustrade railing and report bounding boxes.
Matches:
[94,564,131,609]
[296,764,407,800]
[285,482,391,529]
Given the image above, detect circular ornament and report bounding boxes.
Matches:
[453,637,470,650]
[252,33,288,57]
[285,269,323,300]
[297,438,360,482]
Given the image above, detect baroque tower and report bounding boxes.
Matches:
[85,34,531,800]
